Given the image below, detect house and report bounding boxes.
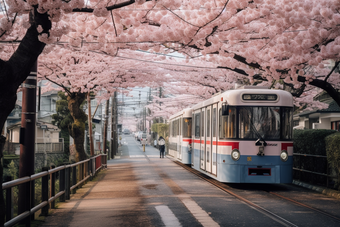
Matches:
[38,90,58,122]
[293,92,340,130]
[4,88,105,156]
[6,121,62,155]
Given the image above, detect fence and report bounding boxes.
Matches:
[2,154,107,227]
[4,142,64,155]
[35,142,64,153]
[293,153,337,189]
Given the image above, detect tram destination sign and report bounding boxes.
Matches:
[242,94,278,101]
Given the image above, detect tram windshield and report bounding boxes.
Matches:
[220,106,293,140]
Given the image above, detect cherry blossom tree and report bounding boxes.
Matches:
[1,0,340,224]
[38,47,171,160]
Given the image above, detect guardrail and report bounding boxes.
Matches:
[293,153,336,188]
[2,154,107,227]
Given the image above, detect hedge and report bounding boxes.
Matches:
[293,129,337,155]
[325,132,340,190]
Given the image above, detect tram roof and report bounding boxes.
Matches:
[169,108,193,120]
[191,87,293,110]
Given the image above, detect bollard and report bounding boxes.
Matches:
[5,176,13,222]
[41,167,49,216]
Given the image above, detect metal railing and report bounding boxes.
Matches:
[2,154,107,227]
[293,153,336,188]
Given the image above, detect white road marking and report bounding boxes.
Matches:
[181,198,220,227]
[129,155,145,158]
[155,205,182,227]
[129,155,160,158]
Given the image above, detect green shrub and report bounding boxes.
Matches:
[293,129,337,155]
[325,132,340,190]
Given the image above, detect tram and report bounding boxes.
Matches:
[168,86,294,183]
[168,108,192,164]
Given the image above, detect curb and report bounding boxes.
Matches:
[293,180,340,200]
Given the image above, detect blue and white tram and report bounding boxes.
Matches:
[191,86,294,183]
[168,108,192,164]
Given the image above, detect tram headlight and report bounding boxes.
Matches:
[231,149,240,161]
[280,150,288,162]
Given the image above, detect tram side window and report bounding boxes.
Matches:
[195,113,200,138]
[183,118,192,138]
[178,119,180,136]
[173,119,179,137]
[171,121,174,137]
[201,111,205,138]
[212,108,216,137]
[192,114,195,137]
[170,122,172,137]
[282,107,293,139]
[219,107,236,139]
[179,118,182,136]
[207,109,210,138]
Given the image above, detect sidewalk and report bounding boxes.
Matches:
[293,180,340,200]
[40,162,152,227]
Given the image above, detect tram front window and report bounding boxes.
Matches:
[220,107,237,139]
[219,106,293,140]
[183,118,192,138]
[239,107,292,140]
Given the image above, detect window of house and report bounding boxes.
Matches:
[331,121,340,131]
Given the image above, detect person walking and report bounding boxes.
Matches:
[158,136,165,158]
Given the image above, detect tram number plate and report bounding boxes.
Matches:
[247,157,252,161]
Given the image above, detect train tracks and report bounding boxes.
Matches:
[174,160,340,227]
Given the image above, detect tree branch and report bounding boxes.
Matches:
[325,61,340,82]
[72,0,153,13]
[298,75,340,107]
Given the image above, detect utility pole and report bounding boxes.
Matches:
[159,87,162,123]
[110,96,114,159]
[148,88,152,133]
[103,99,109,156]
[87,93,94,156]
[110,92,118,159]
[18,61,37,225]
[113,91,118,157]
[144,107,146,132]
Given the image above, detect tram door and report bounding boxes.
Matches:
[192,111,200,167]
[212,104,218,175]
[200,108,206,170]
[178,117,182,160]
[205,106,212,173]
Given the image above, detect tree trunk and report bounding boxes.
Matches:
[0,136,5,226]
[0,9,50,226]
[68,93,88,161]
